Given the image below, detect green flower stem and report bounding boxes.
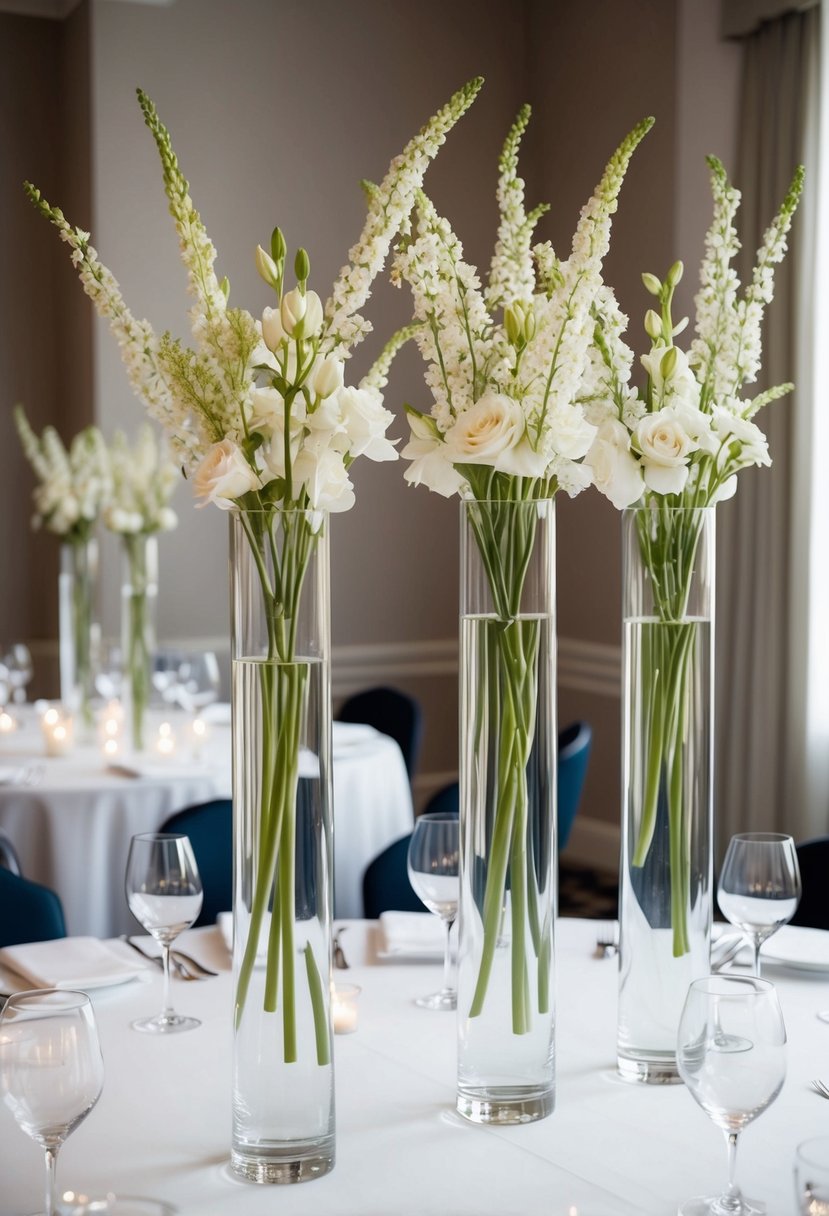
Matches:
[232,511,330,1070]
[122,534,152,752]
[70,542,95,729]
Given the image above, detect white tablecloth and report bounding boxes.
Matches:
[0,918,825,1214]
[0,714,412,934]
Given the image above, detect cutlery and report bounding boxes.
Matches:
[710,933,746,972]
[121,936,216,980]
[812,1079,829,1100]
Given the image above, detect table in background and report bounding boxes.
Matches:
[0,918,824,1215]
[0,713,412,935]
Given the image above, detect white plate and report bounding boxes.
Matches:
[761,925,829,973]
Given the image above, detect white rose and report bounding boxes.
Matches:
[634,407,697,495]
[192,439,260,509]
[401,414,464,498]
[444,392,526,467]
[293,442,355,512]
[586,419,644,509]
[338,387,398,462]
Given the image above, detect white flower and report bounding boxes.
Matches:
[401,413,465,497]
[312,356,345,400]
[546,403,597,461]
[300,291,324,340]
[261,306,285,352]
[640,345,699,409]
[634,407,697,495]
[711,408,771,468]
[293,442,355,512]
[280,289,323,340]
[444,392,526,466]
[248,387,295,435]
[192,439,260,509]
[157,507,178,530]
[338,387,398,462]
[586,418,644,508]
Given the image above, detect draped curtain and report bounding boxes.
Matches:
[716,1,823,850]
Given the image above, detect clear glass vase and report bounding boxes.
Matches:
[617,506,714,1083]
[58,537,99,732]
[457,498,556,1125]
[230,509,334,1184]
[120,534,158,754]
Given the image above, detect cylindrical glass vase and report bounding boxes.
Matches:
[120,534,158,753]
[59,537,99,732]
[457,498,556,1125]
[617,506,714,1083]
[230,509,334,1184]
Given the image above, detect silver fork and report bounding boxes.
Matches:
[812,1079,829,1100]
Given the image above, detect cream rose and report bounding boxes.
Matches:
[192,439,260,509]
[444,392,526,467]
[586,418,644,509]
[634,407,696,495]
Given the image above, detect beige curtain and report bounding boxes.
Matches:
[715,6,820,851]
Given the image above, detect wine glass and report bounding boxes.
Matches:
[407,812,459,1010]
[94,642,123,702]
[717,833,801,976]
[0,989,104,1216]
[125,833,203,1034]
[174,650,220,712]
[5,644,34,705]
[677,975,786,1216]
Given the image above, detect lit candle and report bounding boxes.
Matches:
[332,983,361,1034]
[156,721,176,756]
[42,714,73,757]
[190,716,208,759]
[42,706,60,729]
[103,737,119,758]
[0,709,17,734]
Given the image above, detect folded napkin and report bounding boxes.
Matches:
[378,911,445,959]
[217,911,271,963]
[332,722,381,752]
[0,936,152,990]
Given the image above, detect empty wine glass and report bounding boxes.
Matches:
[174,650,220,712]
[5,644,34,705]
[125,833,203,1034]
[407,812,459,1010]
[0,989,104,1216]
[717,833,801,977]
[677,975,786,1215]
[94,642,123,702]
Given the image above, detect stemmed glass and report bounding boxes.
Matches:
[174,651,220,712]
[5,644,34,705]
[125,833,203,1034]
[677,975,786,1216]
[717,833,801,977]
[0,989,104,1216]
[407,812,459,1010]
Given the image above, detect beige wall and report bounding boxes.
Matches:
[3,0,741,830]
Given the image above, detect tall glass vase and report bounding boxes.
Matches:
[230,509,334,1184]
[58,537,99,732]
[120,534,158,754]
[617,506,714,1083]
[457,497,556,1125]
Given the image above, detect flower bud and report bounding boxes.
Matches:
[262,306,285,351]
[299,290,324,340]
[312,355,345,400]
[281,288,307,336]
[504,303,525,347]
[666,260,684,287]
[271,227,287,266]
[255,245,280,289]
[644,309,662,340]
[523,309,536,344]
[294,248,310,284]
[660,346,678,379]
[641,272,662,297]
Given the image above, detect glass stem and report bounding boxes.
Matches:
[44,1146,58,1216]
[161,943,174,1021]
[752,937,762,978]
[720,1130,742,1212]
[443,918,455,993]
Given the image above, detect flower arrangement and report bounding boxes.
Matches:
[27,81,482,1068]
[14,406,111,540]
[103,425,178,752]
[583,156,803,956]
[394,105,652,1031]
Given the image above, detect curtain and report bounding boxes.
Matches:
[715,6,821,851]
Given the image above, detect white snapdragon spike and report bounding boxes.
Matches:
[14,408,113,538]
[487,105,550,312]
[322,76,484,356]
[104,425,179,535]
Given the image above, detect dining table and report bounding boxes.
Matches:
[0,709,413,935]
[0,917,825,1215]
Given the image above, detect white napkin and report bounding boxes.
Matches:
[332,722,381,753]
[0,937,152,990]
[378,911,444,959]
[217,911,271,963]
[761,925,829,972]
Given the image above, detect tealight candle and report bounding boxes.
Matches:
[103,737,119,758]
[332,983,361,1034]
[156,721,176,756]
[42,714,73,757]
[189,716,208,759]
[0,708,17,734]
[42,706,61,729]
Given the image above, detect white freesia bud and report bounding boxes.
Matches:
[280,288,307,336]
[642,272,662,296]
[312,356,345,399]
[666,260,684,287]
[300,290,324,340]
[256,245,280,288]
[192,439,261,509]
[261,306,285,352]
[644,310,662,340]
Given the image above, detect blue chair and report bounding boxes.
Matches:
[790,837,829,930]
[361,723,593,916]
[0,831,21,875]
[557,721,592,851]
[338,686,423,780]
[160,799,232,928]
[0,868,67,948]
